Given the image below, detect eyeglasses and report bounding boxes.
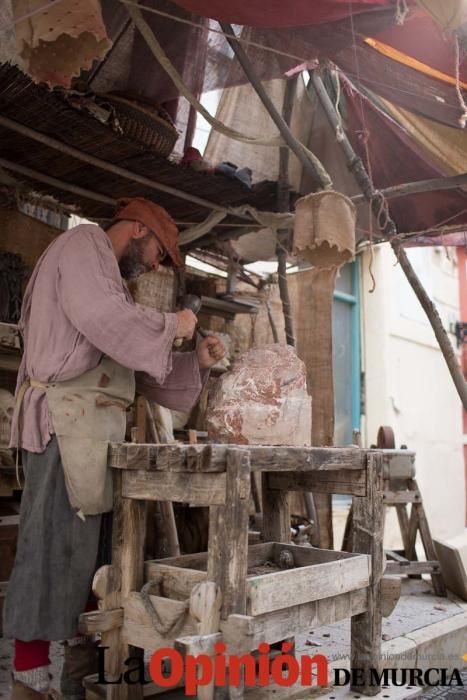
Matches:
[148,228,167,263]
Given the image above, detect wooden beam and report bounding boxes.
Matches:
[385,560,441,575]
[0,157,117,207]
[247,554,370,616]
[351,172,467,204]
[79,608,123,635]
[121,470,227,505]
[267,468,367,497]
[222,588,368,654]
[109,442,367,473]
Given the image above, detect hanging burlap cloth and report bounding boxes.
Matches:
[293,190,356,267]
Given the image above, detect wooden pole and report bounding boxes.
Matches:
[0,114,249,218]
[276,76,297,348]
[312,71,467,411]
[218,22,332,191]
[351,171,467,204]
[0,157,117,207]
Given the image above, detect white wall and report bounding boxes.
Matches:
[360,244,464,542]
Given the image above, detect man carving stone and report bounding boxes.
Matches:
[4,198,225,699]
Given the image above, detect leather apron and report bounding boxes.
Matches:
[17,356,135,516]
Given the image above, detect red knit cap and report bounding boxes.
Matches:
[114,198,183,267]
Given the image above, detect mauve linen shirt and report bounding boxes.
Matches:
[11,224,206,453]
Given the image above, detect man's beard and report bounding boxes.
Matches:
[119,238,151,280]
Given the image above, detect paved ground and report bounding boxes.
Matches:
[420,668,467,698]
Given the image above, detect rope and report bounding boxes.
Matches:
[332,68,345,143]
[126,2,284,149]
[395,0,410,25]
[140,581,190,636]
[454,35,467,129]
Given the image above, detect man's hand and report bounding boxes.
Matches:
[175,309,197,340]
[197,335,227,369]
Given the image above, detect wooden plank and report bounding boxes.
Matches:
[109,442,367,473]
[408,480,446,597]
[189,581,223,700]
[222,588,368,654]
[383,491,421,505]
[261,473,290,543]
[122,592,196,649]
[380,576,401,618]
[145,563,206,600]
[89,565,122,700]
[207,449,250,621]
[246,554,370,616]
[267,469,367,497]
[350,452,385,696]
[395,504,411,556]
[122,470,226,505]
[79,608,123,635]
[270,542,360,566]
[175,633,222,658]
[385,561,441,575]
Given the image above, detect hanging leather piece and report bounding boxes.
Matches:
[13,0,112,88]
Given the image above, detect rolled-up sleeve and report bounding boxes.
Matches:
[57,229,177,383]
[136,352,210,411]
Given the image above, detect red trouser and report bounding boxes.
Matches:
[14,641,51,672]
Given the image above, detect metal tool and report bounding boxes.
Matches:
[174,294,207,346]
[179,294,208,338]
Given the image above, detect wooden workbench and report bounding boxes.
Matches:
[81,443,389,699]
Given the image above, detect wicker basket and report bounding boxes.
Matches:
[98,93,178,157]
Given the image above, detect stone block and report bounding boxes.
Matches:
[206,344,312,445]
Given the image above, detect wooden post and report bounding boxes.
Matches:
[207,449,250,699]
[110,471,147,700]
[276,76,297,348]
[261,473,290,543]
[207,449,251,619]
[350,451,384,695]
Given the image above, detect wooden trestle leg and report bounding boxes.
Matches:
[207,448,251,699]
[350,452,384,696]
[108,471,147,700]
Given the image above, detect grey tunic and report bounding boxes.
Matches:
[3,437,102,641]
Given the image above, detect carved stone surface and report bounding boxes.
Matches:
[206,344,312,445]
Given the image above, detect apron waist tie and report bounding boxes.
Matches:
[14,378,51,487]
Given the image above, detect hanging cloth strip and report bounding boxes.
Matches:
[179,205,295,246]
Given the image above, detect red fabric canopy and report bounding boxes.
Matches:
[372,10,467,83]
[170,0,394,28]
[344,82,467,236]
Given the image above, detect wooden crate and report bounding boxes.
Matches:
[146,542,370,617]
